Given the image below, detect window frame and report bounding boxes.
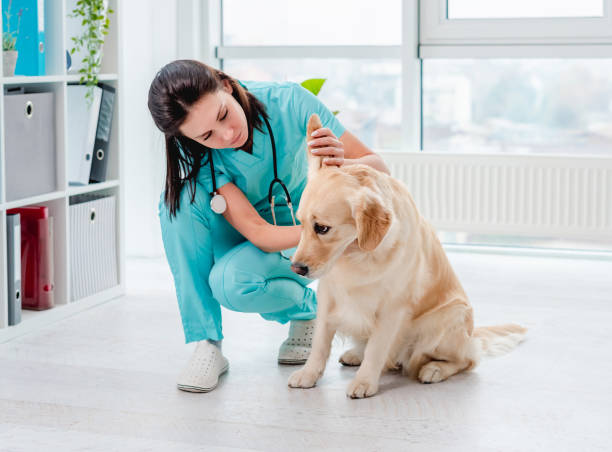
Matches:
[212,0,612,153]
[420,0,612,58]
[215,0,414,152]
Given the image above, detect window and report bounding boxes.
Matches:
[422,59,612,155]
[224,59,401,150]
[420,1,612,156]
[221,1,612,154]
[219,0,402,150]
[421,0,612,46]
[223,0,400,46]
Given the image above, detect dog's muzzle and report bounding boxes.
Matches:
[290,262,309,277]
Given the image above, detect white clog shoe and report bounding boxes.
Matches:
[177,340,229,393]
[278,319,315,365]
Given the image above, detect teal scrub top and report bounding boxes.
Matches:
[198,81,346,212]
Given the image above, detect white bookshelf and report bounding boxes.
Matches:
[0,0,124,342]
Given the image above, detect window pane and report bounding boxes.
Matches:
[223,0,401,46]
[422,59,612,155]
[223,60,402,150]
[448,0,604,19]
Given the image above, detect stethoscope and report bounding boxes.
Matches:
[207,114,297,258]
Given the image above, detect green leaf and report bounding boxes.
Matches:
[68,0,112,97]
[300,78,326,96]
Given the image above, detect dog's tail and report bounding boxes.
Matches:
[472,324,527,357]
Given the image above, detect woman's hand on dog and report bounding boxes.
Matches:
[308,127,345,167]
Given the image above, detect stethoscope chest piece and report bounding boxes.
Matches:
[210,193,227,214]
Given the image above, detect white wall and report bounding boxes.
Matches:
[122,0,216,258]
[122,0,178,257]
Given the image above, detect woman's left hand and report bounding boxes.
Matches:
[307,127,344,167]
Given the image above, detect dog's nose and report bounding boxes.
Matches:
[291,262,309,276]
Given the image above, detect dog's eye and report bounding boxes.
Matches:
[314,223,331,235]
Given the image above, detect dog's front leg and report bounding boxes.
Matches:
[346,306,407,398]
[288,283,336,389]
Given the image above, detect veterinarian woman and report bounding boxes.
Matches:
[148,59,389,393]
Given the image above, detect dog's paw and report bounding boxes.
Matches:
[386,362,402,371]
[339,348,363,366]
[288,367,319,389]
[418,362,445,384]
[346,377,379,399]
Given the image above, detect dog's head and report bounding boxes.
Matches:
[290,115,392,279]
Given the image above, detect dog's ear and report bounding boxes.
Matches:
[354,189,392,251]
[306,114,323,180]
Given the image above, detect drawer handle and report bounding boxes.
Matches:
[90,208,96,223]
[25,101,33,119]
[96,149,105,160]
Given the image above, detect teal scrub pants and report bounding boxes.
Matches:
[159,183,316,343]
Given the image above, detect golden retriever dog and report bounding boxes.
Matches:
[288,114,526,399]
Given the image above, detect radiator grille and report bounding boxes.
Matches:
[380,153,612,240]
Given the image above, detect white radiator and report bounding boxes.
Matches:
[379,152,612,241]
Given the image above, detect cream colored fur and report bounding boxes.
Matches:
[287,114,526,398]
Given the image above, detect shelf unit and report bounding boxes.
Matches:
[0,0,124,342]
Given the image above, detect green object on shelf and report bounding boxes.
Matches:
[68,0,114,103]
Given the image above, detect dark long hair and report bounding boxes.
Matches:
[148,59,268,218]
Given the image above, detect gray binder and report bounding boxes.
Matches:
[69,194,118,301]
[67,85,102,185]
[4,91,56,201]
[7,213,22,325]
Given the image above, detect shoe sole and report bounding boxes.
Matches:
[277,358,307,365]
[177,363,229,393]
[339,360,360,367]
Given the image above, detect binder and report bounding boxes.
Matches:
[89,83,116,183]
[6,214,22,326]
[7,206,55,311]
[67,85,103,185]
[4,91,56,201]
[3,0,46,76]
[69,194,117,300]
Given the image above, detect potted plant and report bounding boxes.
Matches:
[2,0,22,77]
[68,0,113,101]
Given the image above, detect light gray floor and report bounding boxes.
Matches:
[0,252,611,452]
